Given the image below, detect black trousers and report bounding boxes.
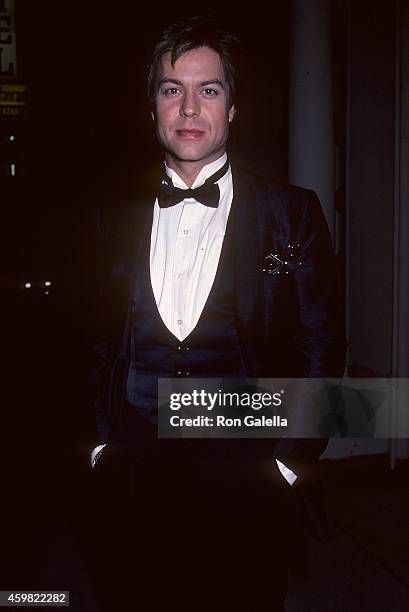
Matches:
[90,411,296,612]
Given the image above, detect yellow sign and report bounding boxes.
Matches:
[0,84,29,106]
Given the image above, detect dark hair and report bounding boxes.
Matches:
[146,15,240,107]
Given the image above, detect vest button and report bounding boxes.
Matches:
[176,345,190,353]
[176,370,183,376]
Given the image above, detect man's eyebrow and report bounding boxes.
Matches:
[200,79,225,89]
[157,78,183,88]
[157,78,225,89]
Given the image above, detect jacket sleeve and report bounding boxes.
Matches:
[273,190,346,541]
[291,190,345,378]
[273,193,346,470]
[91,208,134,445]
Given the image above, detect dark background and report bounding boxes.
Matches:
[1,2,293,603]
[2,1,294,446]
[2,1,408,609]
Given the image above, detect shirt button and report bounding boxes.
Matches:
[183,229,189,235]
[177,319,182,325]
[177,272,184,279]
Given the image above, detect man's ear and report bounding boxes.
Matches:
[228,105,236,123]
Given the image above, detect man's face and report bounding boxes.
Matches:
[153,46,235,167]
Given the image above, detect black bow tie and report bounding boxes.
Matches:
[158,159,230,209]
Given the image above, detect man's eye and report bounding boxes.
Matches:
[162,87,180,96]
[203,88,218,96]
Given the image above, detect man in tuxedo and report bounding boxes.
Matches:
[90,15,345,612]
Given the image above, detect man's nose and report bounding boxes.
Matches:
[180,91,200,118]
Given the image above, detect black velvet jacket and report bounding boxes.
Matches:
[92,165,346,539]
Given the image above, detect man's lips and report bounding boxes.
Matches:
[175,129,205,139]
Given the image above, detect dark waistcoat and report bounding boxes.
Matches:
[125,207,246,423]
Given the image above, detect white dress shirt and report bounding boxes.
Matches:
[91,153,297,486]
[150,153,232,340]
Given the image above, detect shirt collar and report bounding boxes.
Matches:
[164,153,228,190]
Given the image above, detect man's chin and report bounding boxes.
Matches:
[169,147,208,163]
[168,155,209,165]
[166,145,223,165]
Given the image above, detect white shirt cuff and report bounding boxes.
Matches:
[275,458,298,485]
[90,446,297,484]
[91,444,106,469]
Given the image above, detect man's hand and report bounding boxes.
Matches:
[274,439,330,541]
[292,472,330,542]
